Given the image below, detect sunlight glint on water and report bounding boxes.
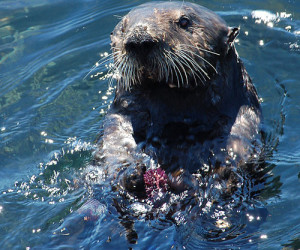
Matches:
[0,0,299,249]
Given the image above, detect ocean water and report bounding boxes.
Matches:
[0,0,299,249]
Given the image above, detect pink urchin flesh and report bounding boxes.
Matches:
[144,168,169,197]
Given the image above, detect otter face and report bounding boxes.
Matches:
[111,2,233,90]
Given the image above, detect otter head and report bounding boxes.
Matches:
[111,1,239,90]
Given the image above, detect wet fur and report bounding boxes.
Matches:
[94,2,262,196]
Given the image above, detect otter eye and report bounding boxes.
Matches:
[178,17,190,29]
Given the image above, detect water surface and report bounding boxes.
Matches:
[0,0,299,249]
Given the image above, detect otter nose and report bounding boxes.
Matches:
[125,30,156,56]
[125,38,156,53]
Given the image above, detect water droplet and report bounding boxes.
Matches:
[260,234,268,239]
[40,131,47,136]
[285,25,292,31]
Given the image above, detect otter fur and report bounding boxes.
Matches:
[93,1,262,198]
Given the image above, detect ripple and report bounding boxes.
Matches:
[0,0,299,249]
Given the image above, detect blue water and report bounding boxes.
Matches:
[0,0,299,249]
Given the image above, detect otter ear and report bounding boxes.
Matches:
[227,27,239,47]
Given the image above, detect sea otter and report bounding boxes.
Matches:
[93,1,262,199]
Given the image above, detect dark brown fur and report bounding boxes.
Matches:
[94,1,262,197]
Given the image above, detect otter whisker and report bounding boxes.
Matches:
[162,53,170,83]
[164,51,175,85]
[113,15,124,20]
[172,53,187,87]
[85,49,123,80]
[179,50,210,80]
[166,51,184,87]
[126,59,136,89]
[109,61,125,88]
[102,53,121,65]
[131,60,140,87]
[183,48,218,74]
[107,68,116,88]
[179,48,217,74]
[170,51,189,86]
[179,47,218,74]
[163,51,173,84]
[99,50,121,65]
[179,43,220,56]
[113,54,124,70]
[84,53,115,80]
[131,62,138,88]
[117,56,128,76]
[180,52,207,85]
[179,51,207,79]
[157,53,167,82]
[120,58,129,89]
[117,56,131,89]
[112,68,122,88]
[165,52,180,87]
[176,51,204,86]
